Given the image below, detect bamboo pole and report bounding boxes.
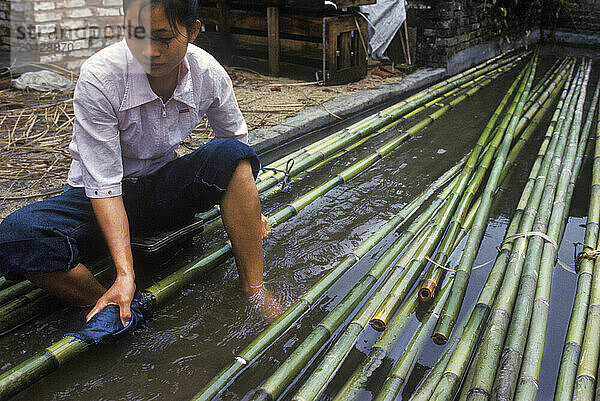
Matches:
[190,157,464,401]
[371,280,453,401]
[516,61,597,401]
[554,89,600,401]
[419,59,569,303]
[432,52,539,344]
[424,59,576,401]
[459,60,584,401]
[286,67,523,399]
[490,60,590,401]
[418,65,528,303]
[409,64,568,400]
[289,226,437,401]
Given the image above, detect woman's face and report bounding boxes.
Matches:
[124,0,199,79]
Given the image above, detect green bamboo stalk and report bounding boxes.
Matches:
[426,59,576,401]
[191,157,465,401]
[459,60,583,401]
[409,307,469,401]
[286,57,538,401]
[289,226,436,401]
[490,60,590,401]
[371,280,453,401]
[420,59,570,303]
[432,52,539,344]
[417,64,527,302]
[260,69,500,202]
[0,277,19,292]
[554,88,600,401]
[516,61,597,401]
[566,78,600,401]
[0,281,36,307]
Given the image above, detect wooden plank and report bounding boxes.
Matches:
[199,7,325,38]
[267,7,280,76]
[338,31,352,69]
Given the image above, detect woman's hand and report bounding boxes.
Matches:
[86,275,136,327]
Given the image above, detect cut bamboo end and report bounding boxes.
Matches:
[431,332,448,345]
[370,318,386,332]
[419,280,437,302]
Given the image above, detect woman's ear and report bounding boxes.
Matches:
[188,19,201,43]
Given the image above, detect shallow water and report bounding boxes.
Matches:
[0,48,598,401]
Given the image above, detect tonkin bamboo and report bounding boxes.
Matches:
[554,89,600,401]
[413,67,567,400]
[418,62,532,302]
[371,280,453,401]
[289,59,534,401]
[432,52,539,344]
[517,61,597,401]
[250,215,440,401]
[460,60,583,401]
[419,58,569,302]
[367,63,530,331]
[562,76,600,401]
[426,59,576,401]
[416,63,525,301]
[490,60,591,401]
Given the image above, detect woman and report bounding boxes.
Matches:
[0,0,273,330]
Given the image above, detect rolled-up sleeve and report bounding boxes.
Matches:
[72,70,123,198]
[205,64,248,143]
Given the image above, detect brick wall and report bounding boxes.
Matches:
[0,0,9,52]
[555,0,600,35]
[7,0,124,71]
[407,1,497,67]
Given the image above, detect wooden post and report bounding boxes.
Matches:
[267,7,280,76]
[216,1,232,63]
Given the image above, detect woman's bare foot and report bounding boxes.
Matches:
[247,285,284,322]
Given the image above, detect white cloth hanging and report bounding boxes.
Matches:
[359,0,407,60]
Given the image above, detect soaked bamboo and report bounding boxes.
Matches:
[371,280,452,401]
[460,61,584,401]
[490,60,590,401]
[517,61,597,401]
[191,157,464,401]
[433,53,539,344]
[424,59,576,401]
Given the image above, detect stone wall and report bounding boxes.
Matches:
[7,0,124,71]
[554,0,600,35]
[407,1,497,67]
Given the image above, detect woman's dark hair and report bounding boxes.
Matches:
[123,0,199,37]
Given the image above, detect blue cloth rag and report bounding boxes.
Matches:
[65,290,153,344]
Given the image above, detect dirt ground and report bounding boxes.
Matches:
[0,63,408,221]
